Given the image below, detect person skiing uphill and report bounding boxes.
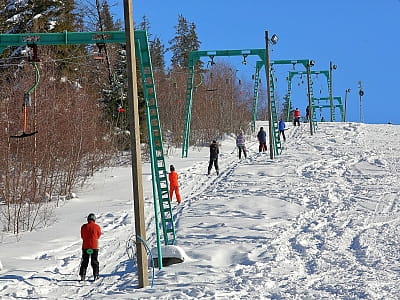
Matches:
[293,108,301,126]
[236,131,247,159]
[278,118,286,142]
[79,213,101,281]
[169,165,181,204]
[208,140,219,175]
[257,127,267,152]
[305,105,310,122]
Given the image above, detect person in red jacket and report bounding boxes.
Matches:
[293,108,301,126]
[168,165,181,203]
[79,213,102,281]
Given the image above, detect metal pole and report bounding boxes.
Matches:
[329,61,334,122]
[306,62,314,135]
[344,88,350,122]
[123,0,149,288]
[265,31,274,159]
[358,81,364,123]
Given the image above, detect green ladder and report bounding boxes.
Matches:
[251,61,263,133]
[284,76,293,122]
[269,71,283,155]
[135,33,176,246]
[308,77,318,131]
[327,78,336,121]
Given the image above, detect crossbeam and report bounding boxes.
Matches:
[0,31,141,55]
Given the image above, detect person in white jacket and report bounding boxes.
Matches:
[236,131,247,159]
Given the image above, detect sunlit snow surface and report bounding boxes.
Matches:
[1,122,400,299]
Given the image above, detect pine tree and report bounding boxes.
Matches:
[100,1,120,31]
[136,16,166,72]
[169,14,201,69]
[1,0,79,33]
[150,37,166,72]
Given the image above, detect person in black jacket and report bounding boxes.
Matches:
[257,127,267,152]
[208,140,219,175]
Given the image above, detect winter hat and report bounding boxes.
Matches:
[170,165,175,171]
[212,140,217,143]
[87,213,96,222]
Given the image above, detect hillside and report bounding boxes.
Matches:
[1,122,400,299]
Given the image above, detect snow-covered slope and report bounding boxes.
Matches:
[1,122,400,299]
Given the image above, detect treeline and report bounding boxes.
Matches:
[0,0,255,233]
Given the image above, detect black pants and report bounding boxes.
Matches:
[279,130,286,141]
[79,249,99,277]
[208,158,219,174]
[293,117,300,126]
[259,142,267,152]
[238,146,247,159]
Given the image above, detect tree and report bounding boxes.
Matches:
[169,14,201,69]
[135,15,166,72]
[1,0,79,34]
[150,37,166,72]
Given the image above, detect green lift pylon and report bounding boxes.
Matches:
[182,49,266,158]
[252,59,315,142]
[0,30,176,247]
[286,70,343,123]
[285,70,329,123]
[313,97,344,121]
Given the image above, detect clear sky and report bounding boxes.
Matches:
[111,0,400,124]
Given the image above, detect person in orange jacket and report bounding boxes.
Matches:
[293,108,301,126]
[79,213,102,281]
[169,165,181,203]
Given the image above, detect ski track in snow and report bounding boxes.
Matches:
[1,122,400,299]
[168,123,400,299]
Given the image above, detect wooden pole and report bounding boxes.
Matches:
[123,0,149,288]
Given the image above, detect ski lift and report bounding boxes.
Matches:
[206,72,217,92]
[242,54,248,65]
[10,45,40,139]
[208,55,216,66]
[94,43,106,61]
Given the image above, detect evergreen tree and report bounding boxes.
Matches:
[136,15,166,72]
[1,0,79,33]
[169,14,201,69]
[102,48,129,137]
[150,37,166,72]
[99,1,120,31]
[136,15,152,38]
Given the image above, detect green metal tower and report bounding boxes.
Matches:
[252,59,315,137]
[182,49,266,158]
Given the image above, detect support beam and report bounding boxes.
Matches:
[123,0,149,288]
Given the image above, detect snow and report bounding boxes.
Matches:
[1,122,400,299]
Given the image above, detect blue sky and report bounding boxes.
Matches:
[111,0,400,124]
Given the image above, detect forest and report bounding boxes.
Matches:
[0,1,260,233]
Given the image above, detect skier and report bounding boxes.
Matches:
[208,140,219,175]
[293,108,301,126]
[278,118,286,142]
[305,106,310,122]
[236,131,247,159]
[168,165,181,204]
[257,127,267,152]
[79,213,102,281]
